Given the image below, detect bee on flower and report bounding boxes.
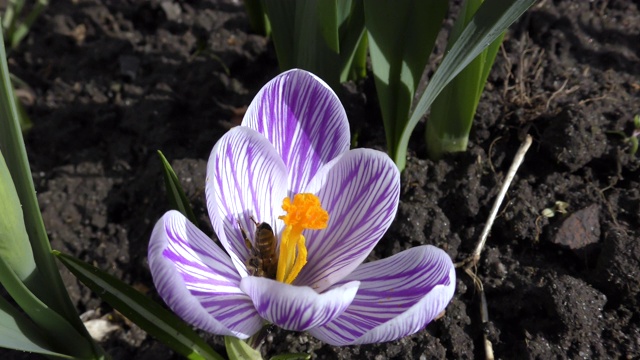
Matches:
[148,69,455,345]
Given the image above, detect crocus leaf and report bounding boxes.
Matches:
[261,0,296,70]
[394,0,536,170]
[364,0,448,165]
[0,149,35,280]
[243,0,269,36]
[224,336,262,360]
[337,0,366,82]
[0,256,96,358]
[0,20,103,359]
[629,137,638,155]
[157,150,198,224]
[263,0,342,89]
[0,296,72,358]
[294,0,341,88]
[53,251,225,360]
[344,31,368,82]
[427,0,507,158]
[4,0,47,48]
[317,0,339,54]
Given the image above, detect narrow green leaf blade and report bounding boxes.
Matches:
[337,0,366,82]
[0,296,72,358]
[364,0,448,161]
[54,251,224,360]
[478,32,505,101]
[264,0,342,88]
[0,21,102,358]
[317,0,339,54]
[0,257,96,358]
[157,151,198,224]
[395,0,535,169]
[225,336,262,360]
[294,0,341,88]
[263,0,297,70]
[243,0,269,36]
[0,149,36,280]
[427,0,505,158]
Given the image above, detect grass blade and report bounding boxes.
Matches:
[365,0,447,162]
[0,296,72,358]
[54,251,225,360]
[0,257,96,358]
[264,0,343,88]
[394,0,536,170]
[427,0,506,158]
[0,19,103,357]
[157,151,198,224]
[338,0,366,82]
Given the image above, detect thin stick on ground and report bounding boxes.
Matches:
[457,134,533,269]
[455,134,533,360]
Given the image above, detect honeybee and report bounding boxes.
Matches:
[239,218,277,279]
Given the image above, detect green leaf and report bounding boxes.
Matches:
[54,251,225,360]
[225,336,262,360]
[365,0,448,163]
[427,0,506,158]
[294,0,341,88]
[0,149,35,280]
[0,18,103,358]
[243,0,269,36]
[157,151,198,224]
[263,0,344,89]
[0,296,72,358]
[262,0,296,70]
[629,137,638,155]
[317,1,339,54]
[343,31,367,82]
[337,0,366,82]
[393,0,536,170]
[0,256,96,358]
[4,0,48,48]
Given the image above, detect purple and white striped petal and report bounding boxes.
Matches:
[148,211,263,338]
[242,69,350,194]
[308,245,456,345]
[293,149,400,292]
[239,277,360,332]
[206,127,288,276]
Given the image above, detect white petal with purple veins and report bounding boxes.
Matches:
[308,245,455,345]
[240,277,360,332]
[242,69,350,194]
[294,148,400,292]
[206,127,288,276]
[148,211,263,338]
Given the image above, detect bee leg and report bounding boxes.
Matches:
[237,220,254,251]
[249,216,260,227]
[246,257,264,277]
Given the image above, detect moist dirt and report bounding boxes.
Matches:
[2,0,639,359]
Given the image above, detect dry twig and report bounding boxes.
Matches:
[456,134,533,360]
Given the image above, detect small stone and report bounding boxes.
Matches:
[551,204,600,256]
[84,318,120,342]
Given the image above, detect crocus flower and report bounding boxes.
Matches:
[148,69,455,346]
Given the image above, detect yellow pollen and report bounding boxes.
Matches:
[276,193,328,284]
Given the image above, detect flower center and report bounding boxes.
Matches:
[276,193,328,284]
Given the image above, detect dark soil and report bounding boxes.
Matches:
[2,0,639,359]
